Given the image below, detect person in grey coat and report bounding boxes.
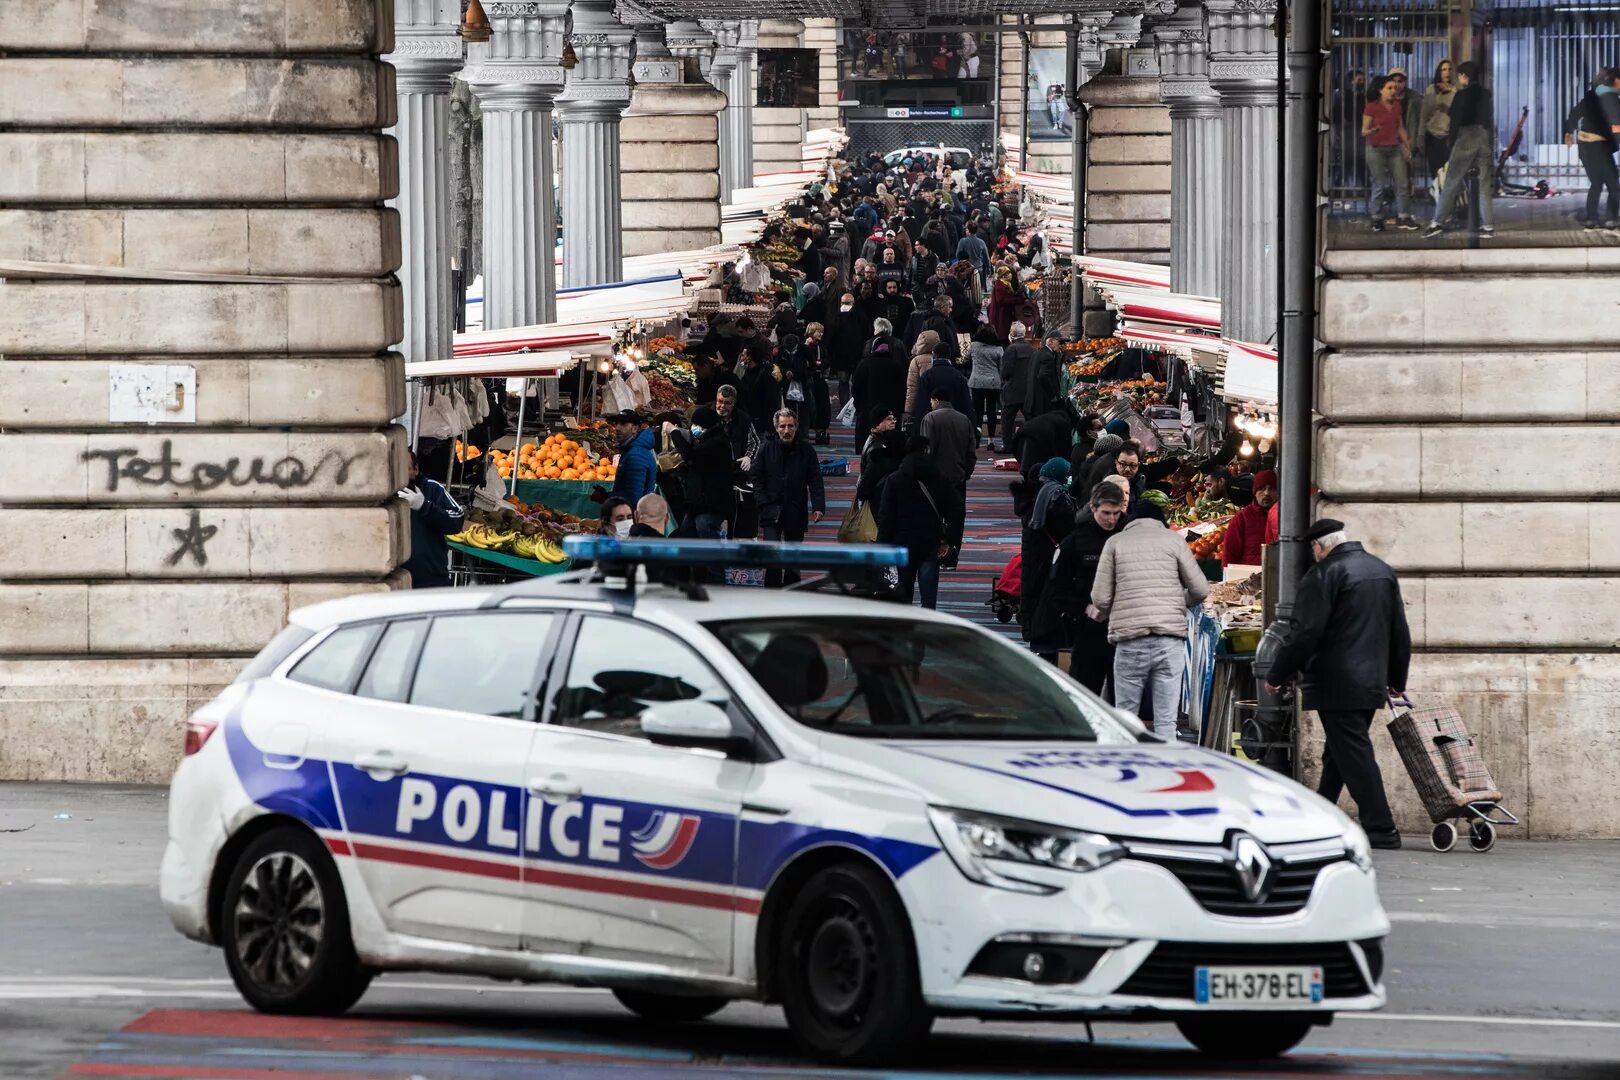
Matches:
[920,388,976,561]
[1090,502,1210,740]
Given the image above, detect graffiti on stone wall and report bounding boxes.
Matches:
[83,441,367,494]
[166,510,218,567]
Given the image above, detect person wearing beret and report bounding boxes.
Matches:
[1264,518,1411,850]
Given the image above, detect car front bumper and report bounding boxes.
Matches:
[901,853,1389,1017]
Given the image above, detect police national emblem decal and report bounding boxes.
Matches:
[631,810,702,870]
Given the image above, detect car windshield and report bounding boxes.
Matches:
[705,617,1138,742]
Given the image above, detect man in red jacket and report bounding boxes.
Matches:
[1222,469,1276,568]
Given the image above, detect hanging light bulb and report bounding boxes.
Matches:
[1239,439,1255,457]
[1258,438,1273,454]
[461,0,491,43]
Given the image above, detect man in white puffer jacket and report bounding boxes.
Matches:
[1089,504,1210,740]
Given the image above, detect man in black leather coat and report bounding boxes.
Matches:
[1265,518,1411,849]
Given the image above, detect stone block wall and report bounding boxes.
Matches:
[802,18,841,142]
[1077,73,1170,265]
[0,0,405,783]
[1314,246,1620,837]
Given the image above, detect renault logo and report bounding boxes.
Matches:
[1230,834,1274,903]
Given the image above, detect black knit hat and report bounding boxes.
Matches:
[1305,518,1345,543]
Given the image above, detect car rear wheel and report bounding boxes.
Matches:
[1175,1014,1317,1059]
[221,826,372,1015]
[612,989,729,1022]
[777,862,932,1064]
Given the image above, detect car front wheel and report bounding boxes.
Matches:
[221,826,372,1015]
[777,862,932,1064]
[1175,1013,1317,1059]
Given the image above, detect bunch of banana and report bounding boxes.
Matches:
[455,523,519,552]
[508,534,566,564]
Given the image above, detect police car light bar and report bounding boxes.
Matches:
[561,535,909,570]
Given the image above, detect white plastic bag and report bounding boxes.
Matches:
[835,397,857,427]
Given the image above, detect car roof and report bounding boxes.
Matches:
[290,580,968,634]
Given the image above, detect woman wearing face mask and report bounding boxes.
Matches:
[600,496,635,539]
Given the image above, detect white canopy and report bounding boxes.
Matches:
[406,351,579,380]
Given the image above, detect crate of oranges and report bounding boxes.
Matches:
[490,434,617,484]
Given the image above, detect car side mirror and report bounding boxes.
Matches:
[640,700,737,749]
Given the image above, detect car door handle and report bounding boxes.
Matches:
[355,752,409,778]
[527,776,582,800]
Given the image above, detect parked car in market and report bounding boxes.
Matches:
[161,540,1389,1065]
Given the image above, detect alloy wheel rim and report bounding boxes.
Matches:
[233,851,325,991]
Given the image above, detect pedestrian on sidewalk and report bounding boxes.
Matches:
[904,329,941,420]
[921,386,977,564]
[1362,75,1419,231]
[966,324,1004,446]
[1426,61,1496,237]
[1262,519,1410,850]
[1029,479,1127,692]
[998,321,1036,450]
[1017,456,1077,650]
[1090,501,1210,740]
[1023,332,1064,417]
[671,405,734,540]
[751,409,826,588]
[877,435,960,610]
[856,408,902,507]
[912,342,972,428]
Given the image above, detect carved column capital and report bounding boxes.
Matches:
[1205,0,1283,99]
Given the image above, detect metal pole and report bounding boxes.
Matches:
[508,377,528,497]
[1066,20,1085,337]
[1277,0,1323,616]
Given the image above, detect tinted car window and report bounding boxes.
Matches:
[286,625,377,694]
[707,617,1137,743]
[409,613,556,719]
[356,619,428,703]
[552,617,727,737]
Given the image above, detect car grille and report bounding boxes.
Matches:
[1117,941,1370,1000]
[1128,850,1342,918]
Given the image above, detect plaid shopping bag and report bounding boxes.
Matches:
[1386,702,1503,822]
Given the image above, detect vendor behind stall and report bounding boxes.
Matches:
[400,450,465,589]
[610,410,659,506]
[1222,468,1276,568]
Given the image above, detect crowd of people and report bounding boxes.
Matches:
[651,147,1053,604]
[1335,58,1620,235]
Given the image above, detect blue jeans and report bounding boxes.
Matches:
[1112,635,1185,741]
[899,559,940,609]
[1365,144,1410,220]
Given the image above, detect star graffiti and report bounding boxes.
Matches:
[166,509,218,567]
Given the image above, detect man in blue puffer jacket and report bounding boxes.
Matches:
[610,410,659,506]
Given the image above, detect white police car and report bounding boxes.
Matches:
[161,539,1387,1064]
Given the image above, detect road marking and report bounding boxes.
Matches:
[1386,910,1614,930]
[9,978,1619,1036]
[1341,1012,1620,1031]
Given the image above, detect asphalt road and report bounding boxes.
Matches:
[2,783,1618,1080]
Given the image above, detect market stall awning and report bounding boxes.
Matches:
[406,351,578,380]
[1117,323,1223,357]
[1077,257,1173,292]
[1221,340,1278,407]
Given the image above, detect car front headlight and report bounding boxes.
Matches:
[928,807,1125,895]
[1344,824,1374,873]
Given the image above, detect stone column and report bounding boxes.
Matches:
[802,17,841,139]
[730,20,759,189]
[1155,9,1223,298]
[462,1,568,330]
[752,19,806,178]
[1207,0,1281,343]
[556,0,634,287]
[0,0,406,782]
[386,2,463,367]
[620,14,727,256]
[703,20,741,200]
